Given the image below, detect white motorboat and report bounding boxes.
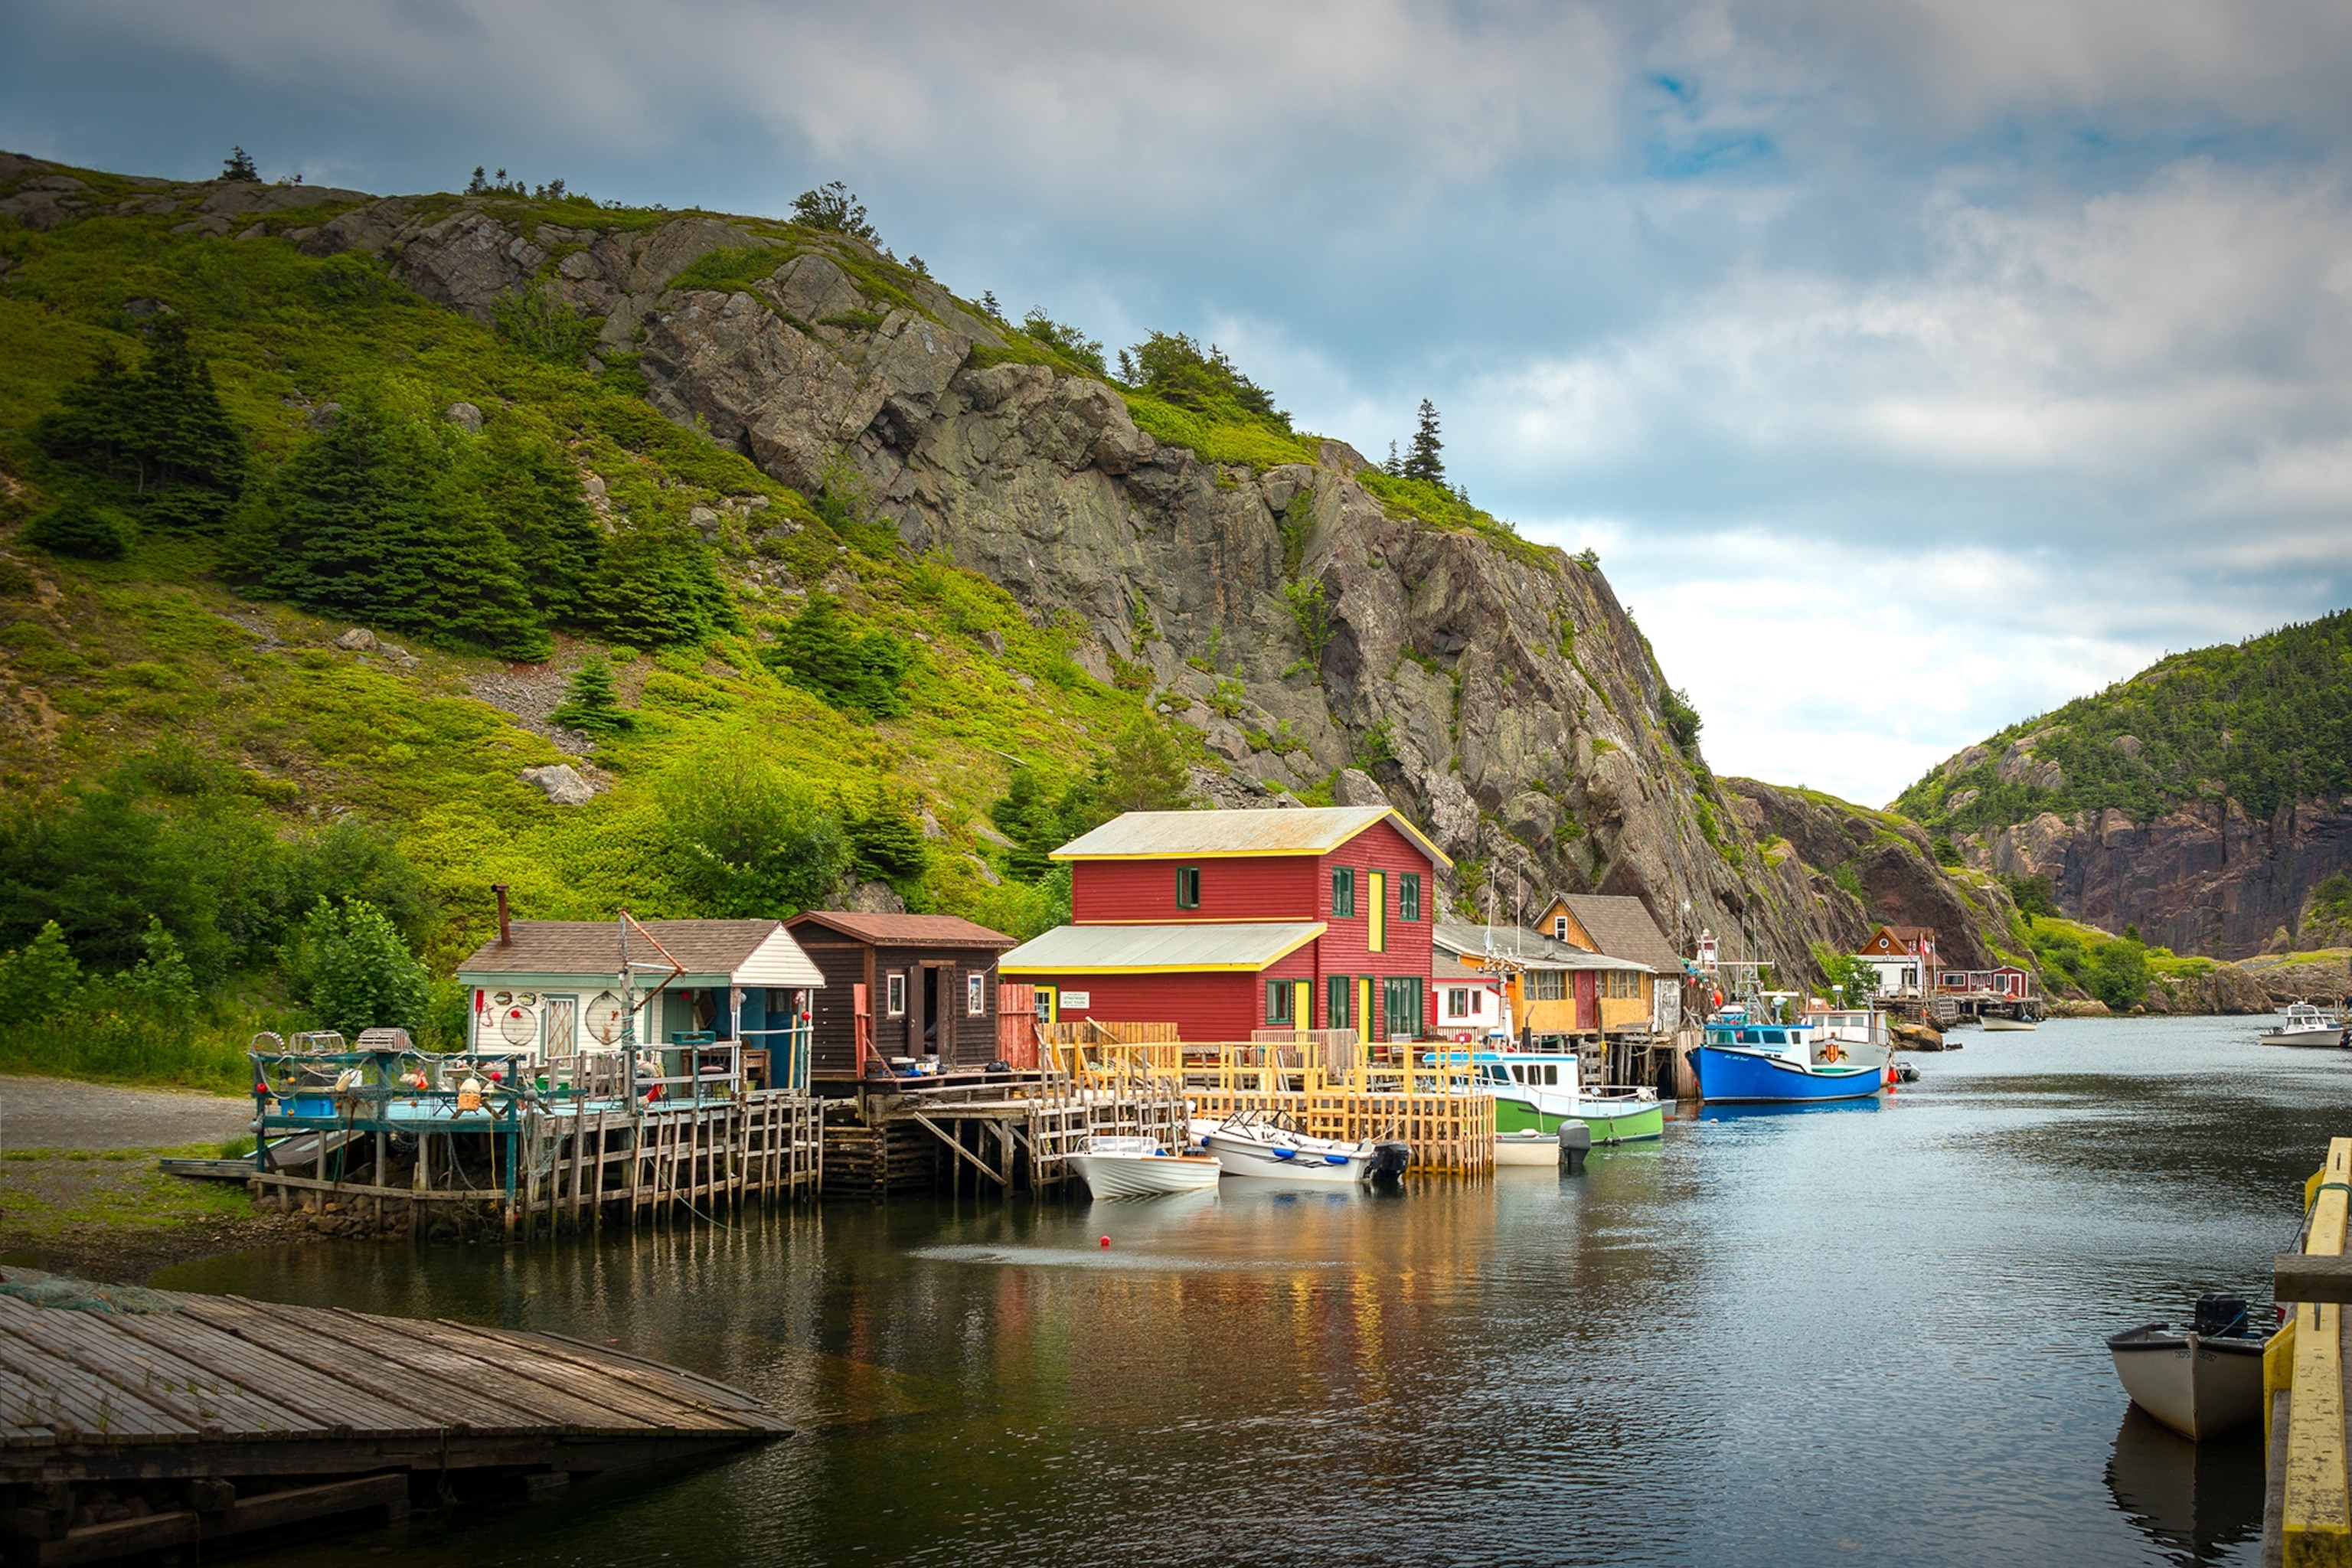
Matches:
[1191,1116,1376,1185]
[1068,1136,1221,1197]
[1494,1129,1563,1166]
[2259,1003,2342,1047]
[1981,1016,2039,1032]
[2106,1293,2271,1440]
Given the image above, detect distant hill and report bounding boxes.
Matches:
[1895,610,2352,956]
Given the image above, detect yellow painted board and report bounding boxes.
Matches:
[1368,872,1387,953]
[2284,1137,2352,1564]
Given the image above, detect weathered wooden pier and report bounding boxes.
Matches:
[2265,1135,2352,1564]
[0,1269,788,1565]
[820,1067,1188,1197]
[243,1040,822,1236]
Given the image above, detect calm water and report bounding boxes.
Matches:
[159,1017,2349,1567]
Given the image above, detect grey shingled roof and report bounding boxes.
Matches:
[1432,923,1649,972]
[1554,894,1684,972]
[457,920,808,982]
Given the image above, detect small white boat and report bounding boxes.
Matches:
[1493,1129,1562,1167]
[2106,1294,2271,1440]
[1191,1116,1375,1185]
[1981,1016,2039,1032]
[2260,1003,2343,1047]
[1068,1136,1221,1197]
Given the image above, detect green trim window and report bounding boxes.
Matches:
[1400,873,1422,922]
[1266,980,1295,1025]
[1176,865,1201,910]
[1383,976,1425,1038]
[1331,867,1356,918]
[1327,975,1351,1030]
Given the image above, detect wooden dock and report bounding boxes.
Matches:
[0,1269,788,1565]
[2267,1136,2352,1565]
[822,1070,1188,1196]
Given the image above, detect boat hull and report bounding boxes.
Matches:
[1692,1046,1884,1104]
[1203,1129,1373,1184]
[1981,1018,2037,1032]
[2107,1326,2268,1440]
[2259,1030,2341,1047]
[1069,1152,1223,1197]
[1492,1095,1665,1144]
[1493,1131,1563,1166]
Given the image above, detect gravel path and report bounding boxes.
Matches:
[0,1075,253,1152]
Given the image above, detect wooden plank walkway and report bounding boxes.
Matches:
[2265,1135,2352,1566]
[0,1272,787,1563]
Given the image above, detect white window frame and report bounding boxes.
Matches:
[967,972,985,1017]
[886,972,906,1018]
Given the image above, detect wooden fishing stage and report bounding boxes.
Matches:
[2265,1135,2352,1565]
[0,1269,788,1565]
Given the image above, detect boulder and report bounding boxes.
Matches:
[1333,768,1390,809]
[519,763,597,805]
[445,401,483,433]
[334,627,377,652]
[848,880,906,915]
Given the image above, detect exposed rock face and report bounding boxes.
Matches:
[318,197,2021,978]
[1967,796,2352,958]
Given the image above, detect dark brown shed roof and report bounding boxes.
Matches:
[1553,894,1684,972]
[456,919,818,982]
[785,910,1016,951]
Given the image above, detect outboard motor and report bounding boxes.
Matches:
[1557,1121,1592,1174]
[1369,1142,1412,1183]
[2193,1292,2249,1338]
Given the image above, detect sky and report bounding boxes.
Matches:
[5,0,2350,806]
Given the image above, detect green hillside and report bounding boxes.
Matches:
[1895,609,2352,830]
[0,158,1209,1084]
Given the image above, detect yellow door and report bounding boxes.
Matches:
[1367,871,1387,952]
[1293,981,1312,1034]
[1357,976,1374,1045]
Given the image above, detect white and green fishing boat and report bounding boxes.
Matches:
[1470,1049,1664,1158]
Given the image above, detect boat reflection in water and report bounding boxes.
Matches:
[1694,1097,1884,1124]
[2104,1403,2262,1563]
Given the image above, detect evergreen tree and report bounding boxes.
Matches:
[0,921,83,1025]
[790,181,878,242]
[1099,717,1191,815]
[1401,398,1445,483]
[220,146,260,182]
[841,789,929,886]
[35,318,249,531]
[550,655,634,736]
[448,421,601,620]
[583,519,735,647]
[400,486,549,660]
[24,497,132,560]
[764,593,910,717]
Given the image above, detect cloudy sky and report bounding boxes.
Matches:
[7,0,2350,805]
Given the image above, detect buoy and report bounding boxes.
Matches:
[1099,1235,1111,1249]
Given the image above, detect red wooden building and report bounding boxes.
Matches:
[998,805,1451,1042]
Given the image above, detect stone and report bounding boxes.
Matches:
[963,853,1002,887]
[519,763,597,805]
[847,880,906,914]
[335,627,377,652]
[445,401,484,433]
[2113,733,2143,760]
[978,629,1006,656]
[688,505,722,537]
[1333,767,1390,809]
[919,807,944,841]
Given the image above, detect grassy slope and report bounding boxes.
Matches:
[1895,608,2352,831]
[0,166,1167,977]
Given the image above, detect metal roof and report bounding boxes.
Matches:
[1432,923,1651,972]
[785,910,1014,950]
[1000,921,1327,975]
[1051,806,1451,869]
[456,920,825,988]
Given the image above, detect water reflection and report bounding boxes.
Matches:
[2105,1406,2263,1563]
[155,1018,2321,1567]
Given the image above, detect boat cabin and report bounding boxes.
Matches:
[1703,1020,1820,1066]
[1799,1009,1890,1047]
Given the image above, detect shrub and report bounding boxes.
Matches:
[766,593,910,717]
[1284,579,1333,662]
[492,282,598,367]
[791,181,878,243]
[1932,835,1963,867]
[658,738,851,916]
[24,496,133,560]
[2002,873,2057,917]
[550,655,635,736]
[1811,943,1879,1005]
[2085,936,2151,1009]
[1659,687,1703,753]
[841,789,929,888]
[0,921,83,1024]
[294,898,430,1038]
[1021,311,1106,376]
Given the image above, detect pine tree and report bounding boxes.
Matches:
[550,655,634,736]
[24,497,132,560]
[221,146,260,182]
[1401,398,1445,483]
[790,181,878,243]
[300,898,430,1037]
[34,318,249,531]
[444,420,600,621]
[256,395,430,616]
[1099,717,1191,814]
[583,519,736,647]
[400,487,548,660]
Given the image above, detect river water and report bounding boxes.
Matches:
[161,1016,2345,1567]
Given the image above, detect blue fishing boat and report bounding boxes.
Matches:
[1691,1020,1887,1104]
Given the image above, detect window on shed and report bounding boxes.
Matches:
[1331,868,1356,917]
[1400,873,1421,922]
[967,972,985,1016]
[1553,916,1568,941]
[1176,865,1201,909]
[1266,981,1294,1024]
[1527,970,1566,1001]
[1446,987,1470,1018]
[886,973,906,1017]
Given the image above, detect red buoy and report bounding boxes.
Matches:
[1099,1235,1111,1249]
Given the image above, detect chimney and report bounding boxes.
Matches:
[493,884,511,947]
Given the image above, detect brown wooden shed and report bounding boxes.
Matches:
[782,911,1018,1080]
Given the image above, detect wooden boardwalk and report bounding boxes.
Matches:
[2265,1135,2352,1566]
[0,1273,788,1563]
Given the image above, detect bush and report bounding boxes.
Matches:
[0,921,83,1024]
[1811,944,1880,1005]
[2003,873,2057,917]
[2084,937,2151,1009]
[23,496,133,560]
[841,789,929,888]
[658,738,851,916]
[295,898,430,1038]
[1659,688,1703,753]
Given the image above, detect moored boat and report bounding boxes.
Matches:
[1981,1016,2038,1032]
[1492,1129,1563,1166]
[2259,1002,2343,1047]
[1468,1050,1665,1145]
[1068,1135,1222,1197]
[1192,1115,1376,1184]
[2105,1293,2271,1440]
[1691,1020,1886,1104]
